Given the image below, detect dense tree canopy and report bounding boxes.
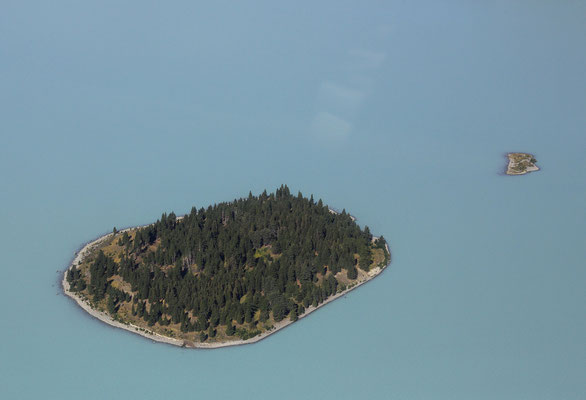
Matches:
[68,185,389,341]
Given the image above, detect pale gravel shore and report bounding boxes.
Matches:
[62,222,390,349]
[62,229,186,347]
[505,153,540,175]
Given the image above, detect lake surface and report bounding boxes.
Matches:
[1,1,585,399]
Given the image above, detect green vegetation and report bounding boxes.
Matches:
[67,185,390,343]
[507,153,539,175]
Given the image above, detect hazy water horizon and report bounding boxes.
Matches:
[1,1,584,399]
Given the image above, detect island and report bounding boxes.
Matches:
[506,153,539,175]
[63,185,391,348]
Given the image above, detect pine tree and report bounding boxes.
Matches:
[289,308,298,322]
[347,265,358,280]
[107,295,117,315]
[225,322,235,336]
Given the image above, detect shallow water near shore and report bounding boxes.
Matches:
[1,1,585,399]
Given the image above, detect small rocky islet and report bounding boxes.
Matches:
[506,153,539,175]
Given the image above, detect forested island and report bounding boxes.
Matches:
[506,153,539,175]
[63,185,390,348]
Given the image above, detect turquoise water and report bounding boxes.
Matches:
[1,1,585,398]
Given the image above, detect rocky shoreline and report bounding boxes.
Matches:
[506,152,540,175]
